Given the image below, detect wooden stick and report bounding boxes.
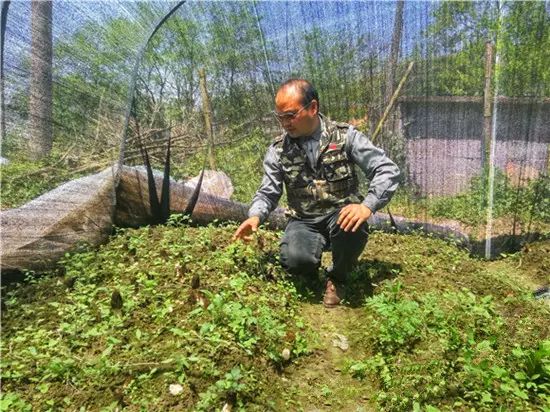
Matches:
[199,68,216,170]
[372,61,414,143]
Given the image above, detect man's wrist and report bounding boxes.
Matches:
[248,214,262,225]
[362,195,379,215]
[247,206,265,223]
[360,204,373,215]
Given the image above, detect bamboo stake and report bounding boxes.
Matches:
[372,61,414,143]
[198,68,216,170]
[482,42,494,167]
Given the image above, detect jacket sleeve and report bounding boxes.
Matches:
[345,127,401,214]
[248,144,284,224]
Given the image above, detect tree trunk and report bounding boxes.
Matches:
[0,1,10,149]
[29,0,53,160]
[385,0,404,106]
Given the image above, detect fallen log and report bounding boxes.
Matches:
[115,165,287,229]
[8,164,538,276]
[1,166,118,274]
[368,212,470,248]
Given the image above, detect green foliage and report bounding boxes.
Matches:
[203,2,274,123]
[420,1,550,97]
[0,151,89,209]
[499,1,550,96]
[195,366,258,411]
[1,223,310,410]
[0,393,32,412]
[301,27,372,120]
[347,280,550,411]
[365,281,424,354]
[427,166,550,226]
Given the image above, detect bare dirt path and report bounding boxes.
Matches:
[279,302,376,411]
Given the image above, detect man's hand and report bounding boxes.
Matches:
[232,216,261,242]
[337,204,372,232]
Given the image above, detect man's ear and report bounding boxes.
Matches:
[311,99,319,115]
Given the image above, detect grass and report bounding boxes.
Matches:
[343,230,550,411]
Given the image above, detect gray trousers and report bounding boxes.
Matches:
[279,208,369,284]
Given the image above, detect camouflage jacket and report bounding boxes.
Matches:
[249,114,401,222]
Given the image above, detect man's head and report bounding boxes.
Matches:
[274,79,320,138]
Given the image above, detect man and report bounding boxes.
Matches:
[232,79,400,308]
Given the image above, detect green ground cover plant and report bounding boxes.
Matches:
[1,221,549,410]
[1,221,311,411]
[344,232,550,411]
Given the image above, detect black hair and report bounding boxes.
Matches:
[278,79,320,108]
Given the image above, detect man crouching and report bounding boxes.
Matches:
[233,79,401,308]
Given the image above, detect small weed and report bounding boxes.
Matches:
[348,279,549,411]
[1,223,311,410]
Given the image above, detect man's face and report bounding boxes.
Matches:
[274,88,318,138]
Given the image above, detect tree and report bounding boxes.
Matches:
[417,1,550,97]
[201,2,274,122]
[29,0,53,160]
[385,0,404,105]
[499,1,550,97]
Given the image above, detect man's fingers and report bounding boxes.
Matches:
[233,225,245,237]
[337,205,370,232]
[344,215,358,232]
[337,206,352,225]
[340,213,357,232]
[351,217,364,232]
[233,223,249,241]
[339,211,354,230]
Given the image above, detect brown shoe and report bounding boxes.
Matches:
[323,279,345,308]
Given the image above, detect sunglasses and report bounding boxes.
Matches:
[273,101,313,122]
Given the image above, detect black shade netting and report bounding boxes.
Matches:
[1,1,549,268]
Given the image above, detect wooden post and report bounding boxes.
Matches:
[372,61,414,143]
[482,41,494,167]
[199,68,216,170]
